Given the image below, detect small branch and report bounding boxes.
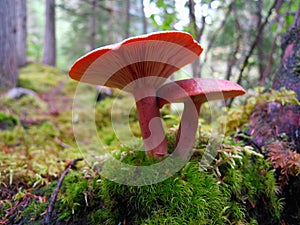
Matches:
[44,158,83,225]
[188,0,198,38]
[197,15,206,41]
[54,137,71,148]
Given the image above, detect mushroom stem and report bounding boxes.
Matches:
[174,100,201,157]
[157,78,246,158]
[134,91,168,157]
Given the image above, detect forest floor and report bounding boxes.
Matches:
[0,63,299,225]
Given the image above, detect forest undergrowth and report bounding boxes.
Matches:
[0,64,299,225]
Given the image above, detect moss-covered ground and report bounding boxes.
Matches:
[0,63,298,224]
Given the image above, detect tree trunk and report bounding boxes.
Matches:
[256,0,265,82]
[0,0,18,91]
[247,7,300,223]
[191,60,201,78]
[188,0,204,78]
[249,4,300,150]
[88,0,97,50]
[272,6,300,98]
[42,0,56,66]
[141,0,147,34]
[15,0,27,67]
[268,6,300,151]
[125,0,131,38]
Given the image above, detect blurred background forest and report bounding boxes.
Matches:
[2,0,300,90]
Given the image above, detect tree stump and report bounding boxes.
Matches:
[247,10,300,224]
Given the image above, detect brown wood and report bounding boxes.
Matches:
[16,0,27,67]
[42,0,56,66]
[249,4,300,152]
[0,0,18,91]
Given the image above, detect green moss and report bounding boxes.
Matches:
[95,93,138,130]
[0,119,70,187]
[15,182,57,224]
[58,171,90,219]
[1,95,47,117]
[28,121,60,138]
[0,112,19,130]
[18,63,66,93]
[27,136,281,225]
[213,141,283,224]
[20,201,47,224]
[226,87,300,134]
[61,79,80,95]
[97,162,230,224]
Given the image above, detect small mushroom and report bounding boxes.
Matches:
[157,78,246,157]
[69,31,203,158]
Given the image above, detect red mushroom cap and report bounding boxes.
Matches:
[69,31,203,92]
[157,78,246,108]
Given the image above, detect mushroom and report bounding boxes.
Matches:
[69,31,203,158]
[157,78,246,157]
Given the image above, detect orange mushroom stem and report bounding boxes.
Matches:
[157,78,246,157]
[134,89,167,157]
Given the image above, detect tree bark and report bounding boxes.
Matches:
[272,11,300,98]
[125,0,131,38]
[15,0,27,67]
[42,0,56,66]
[88,0,97,50]
[256,0,265,82]
[268,5,300,151]
[248,4,300,151]
[247,7,300,223]
[0,0,18,92]
[141,0,147,34]
[188,0,207,78]
[188,0,204,78]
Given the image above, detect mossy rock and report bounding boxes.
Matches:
[0,112,19,130]
[18,63,67,93]
[1,95,48,117]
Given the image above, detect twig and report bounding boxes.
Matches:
[54,137,71,148]
[44,158,83,225]
[188,0,198,38]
